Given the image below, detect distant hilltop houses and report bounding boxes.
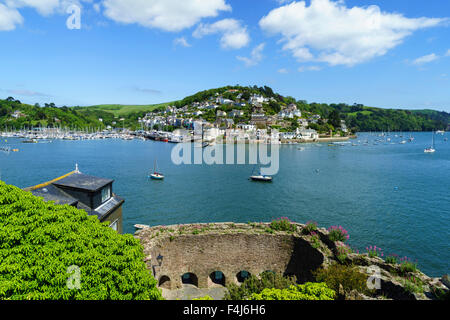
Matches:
[138,88,348,143]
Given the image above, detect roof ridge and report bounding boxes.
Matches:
[24,171,78,192]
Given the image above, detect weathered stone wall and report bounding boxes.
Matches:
[135,223,449,300]
[135,223,330,289]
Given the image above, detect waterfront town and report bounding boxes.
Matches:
[1,90,351,145]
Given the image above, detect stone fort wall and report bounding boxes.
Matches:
[135,223,331,290]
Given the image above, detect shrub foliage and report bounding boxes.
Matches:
[224,271,297,300]
[313,264,372,298]
[250,283,335,300]
[0,181,162,300]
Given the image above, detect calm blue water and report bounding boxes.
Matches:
[1,133,449,277]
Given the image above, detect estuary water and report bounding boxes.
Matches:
[1,132,449,277]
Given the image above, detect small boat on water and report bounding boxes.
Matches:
[149,160,164,180]
[22,139,38,143]
[250,175,273,182]
[202,141,210,148]
[424,133,436,153]
[249,167,273,182]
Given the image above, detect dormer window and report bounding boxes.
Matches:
[101,186,111,203]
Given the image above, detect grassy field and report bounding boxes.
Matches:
[347,110,373,116]
[76,102,174,117]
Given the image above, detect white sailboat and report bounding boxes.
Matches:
[149,160,164,180]
[249,166,273,182]
[424,133,436,153]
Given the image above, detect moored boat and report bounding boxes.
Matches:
[249,167,273,182]
[149,160,164,180]
[424,133,436,153]
[250,175,273,182]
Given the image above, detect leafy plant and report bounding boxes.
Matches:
[302,221,318,235]
[309,232,321,249]
[402,276,424,294]
[327,226,349,242]
[224,271,297,300]
[249,283,335,301]
[0,181,162,300]
[314,264,372,298]
[366,245,383,258]
[385,254,400,265]
[193,295,213,300]
[431,287,450,300]
[270,217,297,232]
[399,257,418,274]
[336,243,353,264]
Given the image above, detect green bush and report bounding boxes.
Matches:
[313,264,371,298]
[302,221,318,235]
[327,226,349,242]
[336,243,353,264]
[250,283,335,301]
[431,287,450,300]
[224,271,297,300]
[194,295,213,300]
[402,276,424,294]
[400,261,418,274]
[270,217,297,232]
[385,255,399,265]
[0,181,162,300]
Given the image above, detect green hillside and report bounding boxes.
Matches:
[1,85,449,132]
[73,103,173,117]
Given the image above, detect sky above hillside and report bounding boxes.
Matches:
[0,0,449,112]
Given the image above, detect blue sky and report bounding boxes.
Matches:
[0,0,449,112]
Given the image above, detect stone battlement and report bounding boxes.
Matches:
[135,222,334,290]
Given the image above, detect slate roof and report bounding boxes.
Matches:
[31,184,78,206]
[25,171,123,221]
[53,173,113,192]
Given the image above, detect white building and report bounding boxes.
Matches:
[237,123,255,131]
[249,95,268,105]
[296,128,319,141]
[230,110,244,118]
[216,110,227,117]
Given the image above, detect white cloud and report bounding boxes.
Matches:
[259,0,447,66]
[173,37,191,47]
[193,18,250,50]
[412,53,439,65]
[0,4,23,31]
[5,0,85,16]
[5,88,49,97]
[278,68,289,74]
[298,65,322,72]
[237,43,265,66]
[446,49,450,57]
[102,0,231,32]
[6,0,60,16]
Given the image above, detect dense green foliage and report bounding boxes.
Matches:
[269,217,297,232]
[0,181,162,300]
[303,102,449,132]
[173,85,284,109]
[2,83,449,132]
[224,271,297,300]
[0,98,105,130]
[314,264,372,298]
[249,283,335,300]
[0,98,163,131]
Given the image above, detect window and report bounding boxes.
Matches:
[101,186,111,203]
[109,219,118,232]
